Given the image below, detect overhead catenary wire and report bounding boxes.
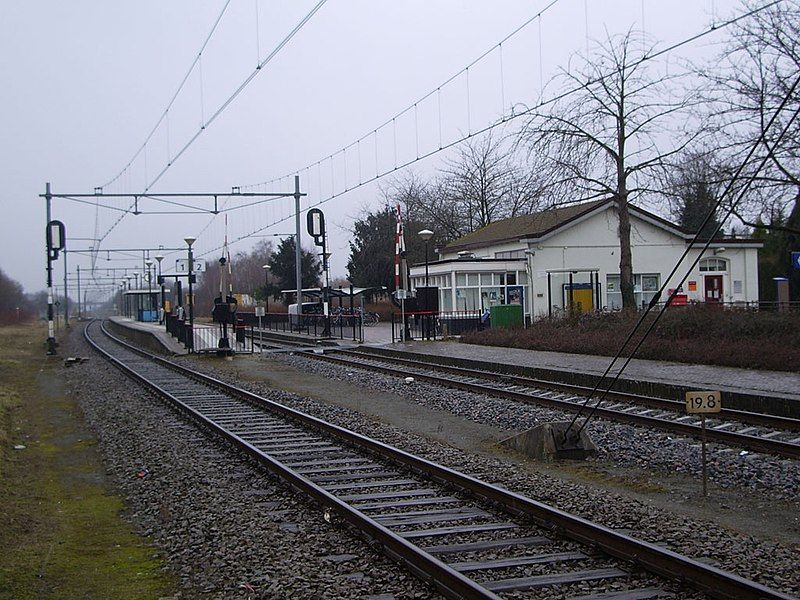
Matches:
[94,0,328,246]
[197,1,783,261]
[100,0,232,189]
[565,70,800,440]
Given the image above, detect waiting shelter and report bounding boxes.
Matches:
[123,288,169,322]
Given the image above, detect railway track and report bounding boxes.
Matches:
[84,319,791,599]
[303,348,800,460]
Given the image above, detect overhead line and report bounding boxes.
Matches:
[200,0,780,259]
[100,0,233,189]
[94,0,328,246]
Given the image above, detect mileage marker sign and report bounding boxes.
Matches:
[685,390,721,414]
[685,390,722,498]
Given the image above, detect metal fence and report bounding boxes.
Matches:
[165,313,254,353]
[237,311,363,342]
[392,310,485,343]
[189,322,255,354]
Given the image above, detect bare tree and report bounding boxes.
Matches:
[519,30,699,308]
[385,135,547,245]
[702,0,800,236]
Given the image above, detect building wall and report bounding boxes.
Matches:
[416,204,760,317]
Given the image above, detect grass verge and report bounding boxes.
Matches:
[0,323,176,599]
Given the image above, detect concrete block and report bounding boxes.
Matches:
[499,421,597,460]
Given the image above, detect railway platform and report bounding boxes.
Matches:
[394,341,800,415]
[107,316,188,356]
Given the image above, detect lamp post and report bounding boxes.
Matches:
[262,264,271,313]
[419,229,434,287]
[185,236,196,352]
[145,259,153,322]
[155,254,165,324]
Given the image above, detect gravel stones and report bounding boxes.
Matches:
[202,352,799,597]
[63,333,437,599]
[280,353,800,501]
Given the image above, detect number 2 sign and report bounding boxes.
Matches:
[685,390,721,414]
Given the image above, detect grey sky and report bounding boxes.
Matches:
[1,0,737,299]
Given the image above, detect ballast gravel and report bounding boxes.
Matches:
[63,333,437,599]
[186,352,799,597]
[278,353,800,501]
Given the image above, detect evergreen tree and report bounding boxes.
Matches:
[267,237,321,302]
[346,205,440,293]
[676,178,722,240]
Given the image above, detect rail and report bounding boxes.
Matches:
[82,319,794,600]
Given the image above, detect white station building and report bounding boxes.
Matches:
[409,199,762,319]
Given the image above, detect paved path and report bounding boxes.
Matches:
[396,341,800,401]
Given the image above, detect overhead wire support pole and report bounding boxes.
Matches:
[62,247,69,327]
[294,175,303,331]
[45,182,56,355]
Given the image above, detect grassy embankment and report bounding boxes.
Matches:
[463,306,800,372]
[0,323,175,599]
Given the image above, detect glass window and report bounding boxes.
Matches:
[506,273,516,285]
[606,273,659,309]
[518,272,528,284]
[699,258,726,272]
[467,273,479,286]
[494,250,525,259]
[480,273,493,285]
[440,288,452,311]
[481,287,503,307]
[606,275,622,310]
[456,273,467,286]
[641,274,659,292]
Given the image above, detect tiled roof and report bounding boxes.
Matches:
[445,199,610,251]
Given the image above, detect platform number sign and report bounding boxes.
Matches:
[685,390,721,414]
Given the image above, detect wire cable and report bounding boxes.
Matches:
[565,70,800,440]
[95,0,327,247]
[200,0,781,262]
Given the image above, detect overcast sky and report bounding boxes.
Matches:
[1,0,740,299]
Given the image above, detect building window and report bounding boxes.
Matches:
[606,273,660,309]
[699,258,727,272]
[494,250,525,259]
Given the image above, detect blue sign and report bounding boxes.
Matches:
[793,252,800,270]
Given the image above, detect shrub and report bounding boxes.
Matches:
[462,306,800,372]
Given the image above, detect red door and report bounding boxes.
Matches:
[704,275,723,303]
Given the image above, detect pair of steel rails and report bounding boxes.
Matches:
[85,320,792,599]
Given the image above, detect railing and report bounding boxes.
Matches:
[190,322,255,354]
[164,313,254,353]
[237,311,363,342]
[392,310,485,343]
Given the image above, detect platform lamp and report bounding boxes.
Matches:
[184,236,196,352]
[418,229,434,286]
[262,264,271,313]
[145,260,153,322]
[154,254,165,324]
